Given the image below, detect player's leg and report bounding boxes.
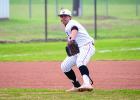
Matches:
[76,42,95,91]
[61,56,81,91]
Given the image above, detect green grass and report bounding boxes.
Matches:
[0,0,140,41]
[0,0,140,61]
[0,38,140,62]
[0,88,139,100]
[0,1,139,98]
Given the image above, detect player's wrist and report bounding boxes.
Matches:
[68,40,75,45]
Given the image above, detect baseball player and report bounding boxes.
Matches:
[58,9,95,92]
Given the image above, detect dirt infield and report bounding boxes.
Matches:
[0,61,139,90]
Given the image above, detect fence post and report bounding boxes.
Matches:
[55,0,58,16]
[105,0,109,16]
[29,0,32,19]
[94,0,97,39]
[73,0,80,16]
[45,0,48,41]
[79,0,82,16]
[136,0,139,16]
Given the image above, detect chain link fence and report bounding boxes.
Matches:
[0,0,140,42]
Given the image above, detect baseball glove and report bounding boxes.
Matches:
[66,40,80,56]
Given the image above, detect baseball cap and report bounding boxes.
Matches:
[58,9,72,16]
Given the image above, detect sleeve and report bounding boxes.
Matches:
[71,26,78,31]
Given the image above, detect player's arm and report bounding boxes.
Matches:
[66,26,79,56]
[68,26,78,41]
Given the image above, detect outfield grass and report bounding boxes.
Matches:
[0,38,140,61]
[0,88,139,100]
[0,0,140,41]
[0,1,139,98]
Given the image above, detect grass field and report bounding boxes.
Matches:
[0,38,140,61]
[0,88,139,100]
[0,0,140,41]
[0,0,140,99]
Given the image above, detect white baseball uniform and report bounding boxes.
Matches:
[61,19,95,72]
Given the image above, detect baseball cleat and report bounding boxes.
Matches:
[66,87,79,92]
[89,77,93,85]
[77,84,93,92]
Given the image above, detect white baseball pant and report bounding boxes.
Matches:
[61,42,95,72]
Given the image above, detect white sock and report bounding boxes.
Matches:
[83,75,90,85]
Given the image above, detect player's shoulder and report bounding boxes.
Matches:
[67,20,80,27]
[69,19,79,24]
[66,20,75,27]
[66,20,80,30]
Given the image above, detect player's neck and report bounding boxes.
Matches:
[64,20,71,26]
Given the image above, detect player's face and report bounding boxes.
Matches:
[60,15,71,26]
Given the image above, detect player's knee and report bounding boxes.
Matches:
[61,62,65,72]
[79,65,89,76]
[61,62,71,72]
[76,62,83,68]
[76,58,84,67]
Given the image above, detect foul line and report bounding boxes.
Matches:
[98,47,140,53]
[0,47,140,57]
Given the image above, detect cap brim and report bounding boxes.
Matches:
[58,14,71,16]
